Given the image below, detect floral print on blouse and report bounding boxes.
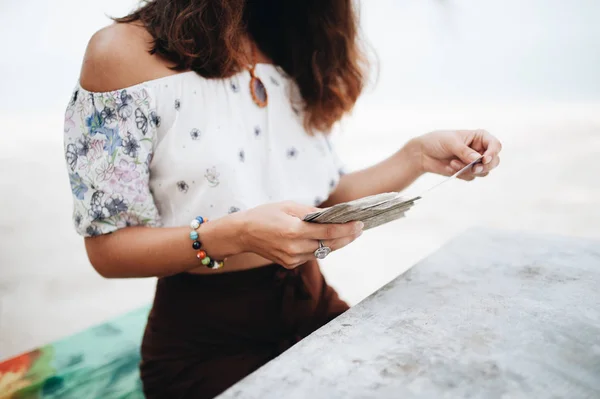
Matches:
[63,85,161,237]
[64,66,347,238]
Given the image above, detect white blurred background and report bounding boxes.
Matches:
[1,0,599,358]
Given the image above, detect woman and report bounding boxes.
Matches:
[63,1,501,397]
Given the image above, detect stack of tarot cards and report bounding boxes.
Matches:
[303,155,483,230]
[303,192,420,230]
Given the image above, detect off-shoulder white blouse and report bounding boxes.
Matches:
[63,65,345,237]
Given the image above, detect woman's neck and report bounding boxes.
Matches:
[241,37,273,65]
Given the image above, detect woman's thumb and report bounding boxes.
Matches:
[453,141,482,164]
[284,202,321,218]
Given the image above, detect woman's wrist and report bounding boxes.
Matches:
[227,212,250,254]
[397,138,426,177]
[196,212,248,259]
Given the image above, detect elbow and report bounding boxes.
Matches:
[87,253,119,278]
[92,263,119,279]
[84,237,120,278]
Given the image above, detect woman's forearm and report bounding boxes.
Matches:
[323,139,423,206]
[84,213,248,278]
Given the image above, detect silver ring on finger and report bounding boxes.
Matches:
[314,240,332,260]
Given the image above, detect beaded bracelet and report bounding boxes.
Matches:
[189,216,224,270]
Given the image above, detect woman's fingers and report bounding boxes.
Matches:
[300,220,363,240]
[458,155,500,180]
[278,231,362,268]
[424,157,458,176]
[450,159,466,171]
[479,130,502,165]
[293,231,362,255]
[449,136,483,165]
[448,159,482,180]
[448,129,502,167]
[474,155,500,175]
[458,173,476,181]
[282,202,321,218]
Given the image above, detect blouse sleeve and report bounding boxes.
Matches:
[63,84,162,237]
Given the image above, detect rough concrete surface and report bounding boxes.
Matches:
[219,228,600,399]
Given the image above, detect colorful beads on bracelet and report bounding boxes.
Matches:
[189,216,224,270]
[208,259,224,270]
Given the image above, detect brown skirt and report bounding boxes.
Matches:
[140,260,349,399]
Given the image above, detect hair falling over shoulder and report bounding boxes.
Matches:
[115,0,369,133]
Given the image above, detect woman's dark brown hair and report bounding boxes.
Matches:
[115,0,368,133]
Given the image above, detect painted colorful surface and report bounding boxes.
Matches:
[0,306,150,399]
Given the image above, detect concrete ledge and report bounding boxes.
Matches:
[219,228,600,399]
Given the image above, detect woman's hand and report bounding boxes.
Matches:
[410,129,502,180]
[233,201,363,269]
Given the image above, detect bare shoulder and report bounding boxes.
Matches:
[79,23,173,92]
